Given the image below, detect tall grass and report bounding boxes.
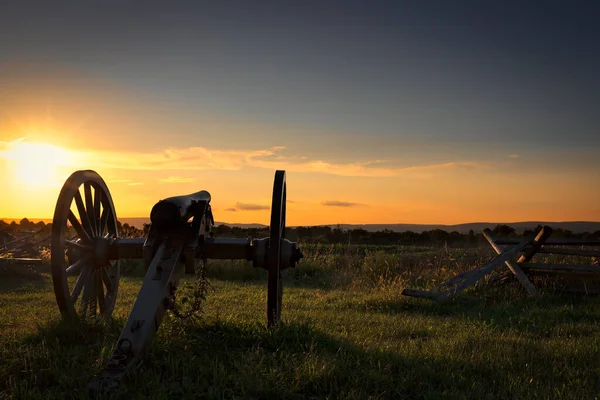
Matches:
[115,244,496,291]
[2,244,600,399]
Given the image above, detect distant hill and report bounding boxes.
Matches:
[328,222,600,234]
[2,217,599,234]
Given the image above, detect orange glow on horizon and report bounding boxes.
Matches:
[1,138,599,225]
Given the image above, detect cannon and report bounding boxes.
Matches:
[49,169,303,392]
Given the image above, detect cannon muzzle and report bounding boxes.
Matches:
[150,190,211,229]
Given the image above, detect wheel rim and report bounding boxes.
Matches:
[51,170,120,321]
[267,170,286,327]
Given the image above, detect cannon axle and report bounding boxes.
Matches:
[73,236,302,269]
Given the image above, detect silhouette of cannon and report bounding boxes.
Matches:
[49,170,303,392]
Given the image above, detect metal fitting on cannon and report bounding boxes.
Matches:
[252,238,303,270]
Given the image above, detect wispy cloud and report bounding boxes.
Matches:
[224,208,237,212]
[0,139,488,179]
[74,145,486,178]
[508,154,519,159]
[107,179,133,183]
[78,146,286,172]
[127,182,143,186]
[158,176,196,184]
[241,157,483,178]
[321,200,366,208]
[0,138,25,150]
[236,202,269,211]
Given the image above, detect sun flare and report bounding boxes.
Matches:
[1,139,73,187]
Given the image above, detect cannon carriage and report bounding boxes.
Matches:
[49,169,303,392]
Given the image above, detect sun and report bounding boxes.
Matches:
[2,139,73,188]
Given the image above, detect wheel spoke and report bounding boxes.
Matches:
[88,270,98,317]
[99,207,110,237]
[68,210,91,243]
[84,183,97,236]
[74,190,95,239]
[101,268,113,293]
[94,186,102,236]
[80,275,90,318]
[65,255,90,276]
[71,264,92,304]
[97,271,106,315]
[65,239,92,251]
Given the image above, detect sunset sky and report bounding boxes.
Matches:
[1,1,599,225]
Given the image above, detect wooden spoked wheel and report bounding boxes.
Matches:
[267,170,286,328]
[51,170,120,321]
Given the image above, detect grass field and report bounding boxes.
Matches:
[1,245,600,399]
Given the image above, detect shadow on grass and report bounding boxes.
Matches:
[200,269,339,291]
[4,313,599,400]
[364,291,600,338]
[111,259,368,291]
[0,269,51,293]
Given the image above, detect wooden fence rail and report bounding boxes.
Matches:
[402,225,600,302]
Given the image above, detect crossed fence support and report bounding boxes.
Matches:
[403,226,600,302]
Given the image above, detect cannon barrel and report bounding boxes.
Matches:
[150,190,211,229]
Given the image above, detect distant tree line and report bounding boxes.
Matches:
[1,219,599,247]
[0,218,48,232]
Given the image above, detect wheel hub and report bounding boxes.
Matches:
[252,238,303,270]
[93,237,112,269]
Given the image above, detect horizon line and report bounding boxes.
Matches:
[2,217,599,226]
